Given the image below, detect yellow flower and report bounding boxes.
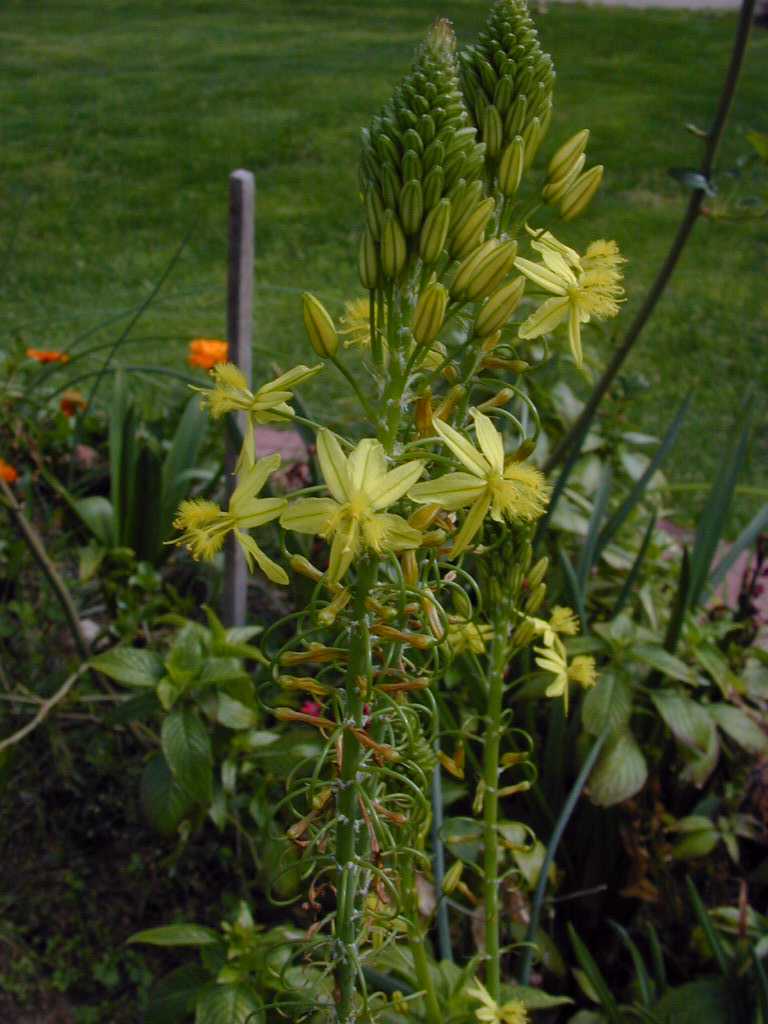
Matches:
[528,605,580,647]
[515,232,625,368]
[198,362,322,424]
[467,978,529,1024]
[446,618,494,655]
[534,638,597,712]
[409,409,549,557]
[173,453,288,584]
[338,297,375,349]
[281,430,425,583]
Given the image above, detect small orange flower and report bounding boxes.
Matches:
[60,389,87,417]
[187,339,229,370]
[0,458,18,484]
[26,348,70,364]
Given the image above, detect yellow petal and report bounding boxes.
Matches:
[281,497,339,535]
[260,363,323,394]
[568,303,583,367]
[450,491,492,558]
[235,496,287,529]
[409,473,487,510]
[433,418,490,478]
[366,513,422,551]
[514,257,569,295]
[517,295,570,340]
[229,452,281,512]
[235,531,289,584]
[327,519,359,583]
[348,438,387,493]
[317,429,351,503]
[471,409,504,474]
[367,459,426,510]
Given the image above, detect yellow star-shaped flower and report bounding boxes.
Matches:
[197,362,322,424]
[280,430,425,583]
[409,409,549,557]
[172,453,288,583]
[466,978,529,1024]
[534,637,597,713]
[515,232,625,368]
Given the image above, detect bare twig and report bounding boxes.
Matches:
[0,664,88,753]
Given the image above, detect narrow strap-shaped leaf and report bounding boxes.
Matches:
[535,405,594,548]
[753,947,768,1022]
[613,513,657,616]
[567,922,621,1021]
[645,922,667,995]
[707,502,768,590]
[688,399,752,610]
[597,395,690,557]
[686,876,730,978]
[576,464,613,594]
[663,547,691,655]
[609,921,653,1007]
[559,545,587,631]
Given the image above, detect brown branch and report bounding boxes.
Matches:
[0,664,88,753]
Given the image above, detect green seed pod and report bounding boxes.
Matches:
[560,165,604,221]
[411,282,449,346]
[548,128,590,180]
[462,240,518,302]
[423,165,445,210]
[451,239,499,299]
[302,292,338,358]
[481,104,504,159]
[505,93,527,138]
[521,115,542,169]
[399,178,424,235]
[474,276,525,337]
[365,189,384,240]
[358,227,380,291]
[402,149,423,183]
[381,209,407,279]
[498,136,525,196]
[449,196,495,257]
[419,198,452,265]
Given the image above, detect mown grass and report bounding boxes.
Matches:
[1,0,766,505]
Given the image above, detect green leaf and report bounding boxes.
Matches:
[653,977,731,1023]
[160,395,209,531]
[144,964,211,1024]
[166,625,205,687]
[162,708,214,804]
[708,503,768,590]
[576,463,612,591]
[633,645,693,684]
[216,693,258,730]
[195,982,264,1024]
[707,704,768,754]
[568,924,620,1021]
[506,985,573,1009]
[90,647,164,687]
[129,923,220,948]
[140,752,196,836]
[439,816,484,862]
[652,690,720,786]
[105,691,160,725]
[746,130,768,162]
[588,730,647,807]
[73,496,116,547]
[198,658,250,687]
[581,670,633,736]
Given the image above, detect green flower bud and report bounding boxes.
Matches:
[493,76,514,114]
[381,209,407,279]
[450,179,485,231]
[402,150,423,183]
[481,104,504,159]
[419,198,452,265]
[560,165,604,221]
[302,293,338,358]
[365,189,384,240]
[374,133,399,166]
[498,136,525,196]
[524,580,546,615]
[474,276,525,337]
[418,113,436,145]
[399,178,424,235]
[412,282,449,346]
[380,164,400,210]
[358,227,380,291]
[449,196,495,257]
[453,239,518,301]
[543,153,586,203]
[451,238,500,298]
[505,93,527,137]
[403,127,424,155]
[521,115,543,169]
[527,555,549,589]
[548,128,590,180]
[423,165,445,210]
[423,139,445,173]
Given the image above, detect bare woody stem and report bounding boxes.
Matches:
[335,555,377,1024]
[544,0,757,475]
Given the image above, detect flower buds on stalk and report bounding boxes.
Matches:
[449,196,496,257]
[302,293,338,357]
[453,239,518,301]
[473,276,525,337]
[381,210,407,279]
[399,179,424,235]
[412,282,449,346]
[498,136,525,195]
[419,198,452,265]
[548,128,590,181]
[560,164,604,220]
[358,228,380,291]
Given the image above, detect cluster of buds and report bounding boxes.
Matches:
[542,128,604,220]
[460,0,555,186]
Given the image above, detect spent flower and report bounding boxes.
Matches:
[466,978,529,1024]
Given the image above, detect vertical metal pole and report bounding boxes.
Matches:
[223,170,254,627]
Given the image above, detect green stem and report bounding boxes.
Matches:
[402,856,442,1024]
[482,608,508,1000]
[330,355,377,424]
[335,556,377,1024]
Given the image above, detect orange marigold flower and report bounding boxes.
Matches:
[26,348,70,364]
[0,458,18,484]
[60,389,87,417]
[187,339,229,370]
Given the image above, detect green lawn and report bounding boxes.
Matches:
[1,0,766,502]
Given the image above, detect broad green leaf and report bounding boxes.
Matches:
[105,691,160,725]
[505,985,573,1009]
[633,644,693,684]
[166,626,205,687]
[78,541,106,582]
[140,752,195,836]
[216,693,258,730]
[162,708,214,804]
[198,658,250,687]
[588,730,647,807]
[129,923,220,947]
[440,817,484,862]
[160,395,209,531]
[90,647,164,687]
[144,964,211,1024]
[708,703,768,754]
[652,977,731,1023]
[195,982,264,1024]
[581,670,633,736]
[651,690,719,785]
[73,496,115,547]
